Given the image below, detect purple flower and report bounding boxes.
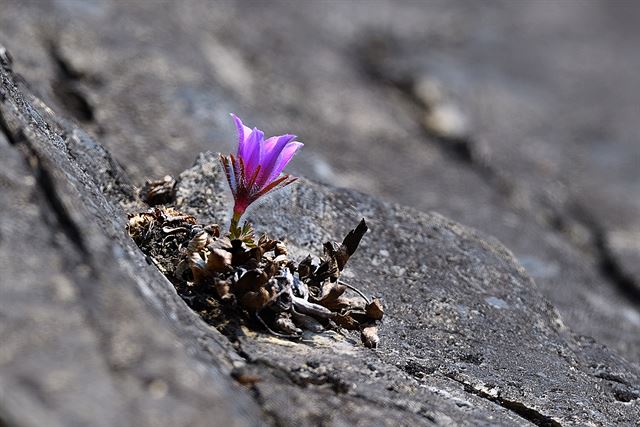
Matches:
[220,114,303,229]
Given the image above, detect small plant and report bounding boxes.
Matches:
[219,114,303,239]
[128,114,383,347]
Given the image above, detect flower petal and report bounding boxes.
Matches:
[267,141,303,183]
[243,127,264,176]
[231,114,254,159]
[256,134,296,187]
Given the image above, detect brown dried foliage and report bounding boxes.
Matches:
[128,209,383,347]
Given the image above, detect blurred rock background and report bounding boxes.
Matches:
[1,0,639,364]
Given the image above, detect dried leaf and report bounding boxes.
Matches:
[321,294,361,312]
[273,254,288,264]
[319,281,347,300]
[341,219,368,260]
[205,248,232,273]
[312,256,340,284]
[210,236,233,251]
[127,206,382,345]
[274,242,288,256]
[141,175,176,206]
[188,252,207,283]
[291,312,324,332]
[157,207,196,224]
[126,212,156,242]
[274,313,302,335]
[292,297,334,318]
[361,325,379,348]
[204,224,220,238]
[174,258,191,281]
[187,230,209,253]
[214,278,231,299]
[233,269,266,294]
[240,288,270,311]
[365,298,384,321]
[248,245,265,262]
[333,313,360,330]
[316,282,347,310]
[297,255,313,280]
[258,235,277,252]
[323,219,368,271]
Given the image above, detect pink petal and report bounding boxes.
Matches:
[231,114,254,159]
[256,134,296,187]
[267,141,303,183]
[243,127,264,177]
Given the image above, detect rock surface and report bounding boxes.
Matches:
[1,41,640,427]
[0,0,638,365]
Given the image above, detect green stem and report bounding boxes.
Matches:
[229,211,242,236]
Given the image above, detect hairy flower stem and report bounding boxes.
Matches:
[229,211,242,235]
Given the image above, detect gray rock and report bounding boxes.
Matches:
[0,2,639,425]
[0,0,637,364]
[358,0,640,325]
[2,44,638,426]
[0,47,261,427]
[177,151,640,426]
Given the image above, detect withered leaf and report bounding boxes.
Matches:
[214,278,231,299]
[297,255,313,280]
[291,312,324,332]
[157,207,196,224]
[292,298,334,318]
[204,224,220,238]
[188,253,208,283]
[273,254,288,264]
[248,245,265,262]
[232,249,253,266]
[141,175,176,206]
[257,235,277,252]
[274,241,288,256]
[205,248,232,273]
[342,218,368,257]
[361,325,379,348]
[240,288,270,311]
[365,298,384,321]
[126,212,155,243]
[187,230,209,253]
[174,258,190,280]
[316,282,347,307]
[210,236,233,251]
[313,256,340,283]
[319,281,346,300]
[333,313,360,330]
[274,313,302,335]
[233,269,266,294]
[127,206,382,345]
[346,310,371,324]
[327,218,368,271]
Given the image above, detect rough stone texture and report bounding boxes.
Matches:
[1,47,640,425]
[1,1,640,426]
[0,0,638,365]
[0,51,261,427]
[178,152,640,426]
